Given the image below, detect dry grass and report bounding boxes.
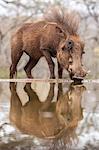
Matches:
[0,67,26,79]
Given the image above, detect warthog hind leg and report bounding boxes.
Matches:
[24,57,39,78]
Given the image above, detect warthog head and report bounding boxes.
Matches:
[57,35,87,80]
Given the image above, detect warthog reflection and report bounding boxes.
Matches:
[10,82,86,141]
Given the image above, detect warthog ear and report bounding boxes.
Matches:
[56,26,63,33]
[58,39,66,51]
[55,25,67,38]
[62,45,66,51]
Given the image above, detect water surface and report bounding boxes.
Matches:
[0,80,99,150]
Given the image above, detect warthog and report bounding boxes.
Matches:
[10,7,87,80]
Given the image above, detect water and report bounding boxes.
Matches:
[0,80,99,150]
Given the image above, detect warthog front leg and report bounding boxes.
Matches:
[58,62,63,79]
[42,50,55,79]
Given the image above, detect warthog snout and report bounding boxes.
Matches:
[68,65,87,80]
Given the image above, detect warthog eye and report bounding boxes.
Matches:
[67,40,74,50]
[56,26,63,33]
[61,40,74,51]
